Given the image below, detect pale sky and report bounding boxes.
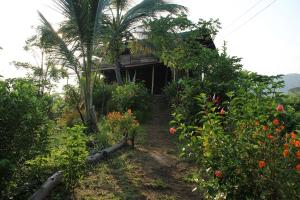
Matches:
[0,0,299,79]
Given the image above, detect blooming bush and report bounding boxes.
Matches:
[111,83,150,121]
[105,110,140,142]
[171,73,300,199]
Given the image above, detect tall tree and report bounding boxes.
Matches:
[38,0,110,133]
[102,0,186,84]
[13,28,68,95]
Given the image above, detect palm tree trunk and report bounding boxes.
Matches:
[84,72,98,133]
[114,58,123,85]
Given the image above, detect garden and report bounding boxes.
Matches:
[0,0,299,200]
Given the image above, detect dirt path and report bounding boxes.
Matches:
[74,95,201,200]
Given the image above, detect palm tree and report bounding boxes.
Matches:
[102,0,187,84]
[38,0,110,133]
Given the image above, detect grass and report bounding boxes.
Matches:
[75,150,147,200]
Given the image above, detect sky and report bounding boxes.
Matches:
[0,0,299,79]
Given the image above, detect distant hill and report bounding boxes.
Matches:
[280,73,300,93]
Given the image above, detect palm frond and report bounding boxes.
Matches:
[119,0,187,35]
[38,12,81,72]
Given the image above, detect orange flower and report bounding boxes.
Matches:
[263,125,269,131]
[169,127,176,135]
[294,140,300,148]
[284,143,289,150]
[214,170,222,178]
[283,149,289,157]
[296,151,300,159]
[296,164,300,171]
[291,132,297,139]
[258,161,266,168]
[272,119,280,126]
[267,134,274,140]
[275,128,281,133]
[255,120,260,126]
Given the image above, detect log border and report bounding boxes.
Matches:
[29,135,128,200]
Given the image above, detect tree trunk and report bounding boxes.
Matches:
[84,72,98,133]
[114,58,123,85]
[76,104,85,124]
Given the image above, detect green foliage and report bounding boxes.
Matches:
[283,92,300,125]
[111,83,150,121]
[0,78,52,164]
[93,78,116,115]
[171,73,300,199]
[27,125,88,190]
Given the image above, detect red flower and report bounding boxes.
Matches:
[283,149,289,157]
[267,134,274,140]
[263,125,269,131]
[220,108,225,115]
[214,170,222,178]
[169,127,176,135]
[272,119,280,126]
[258,161,266,168]
[296,164,300,171]
[291,132,297,139]
[284,143,289,150]
[295,140,300,148]
[296,151,300,159]
[276,104,284,112]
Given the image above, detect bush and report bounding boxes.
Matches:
[27,125,88,192]
[171,73,300,199]
[0,79,52,162]
[0,78,53,196]
[105,110,140,142]
[111,83,150,121]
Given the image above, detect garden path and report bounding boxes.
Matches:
[75,95,201,200]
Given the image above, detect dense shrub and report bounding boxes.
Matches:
[27,125,88,191]
[111,83,150,121]
[0,78,53,196]
[0,79,70,198]
[0,79,52,162]
[171,73,300,199]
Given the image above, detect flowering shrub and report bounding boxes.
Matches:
[171,73,300,199]
[111,83,150,121]
[106,109,140,142]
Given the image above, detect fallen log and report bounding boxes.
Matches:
[29,170,64,200]
[86,135,127,164]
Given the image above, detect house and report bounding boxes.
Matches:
[100,31,216,94]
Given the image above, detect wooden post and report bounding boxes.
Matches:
[151,65,155,95]
[173,68,176,82]
[125,69,128,82]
